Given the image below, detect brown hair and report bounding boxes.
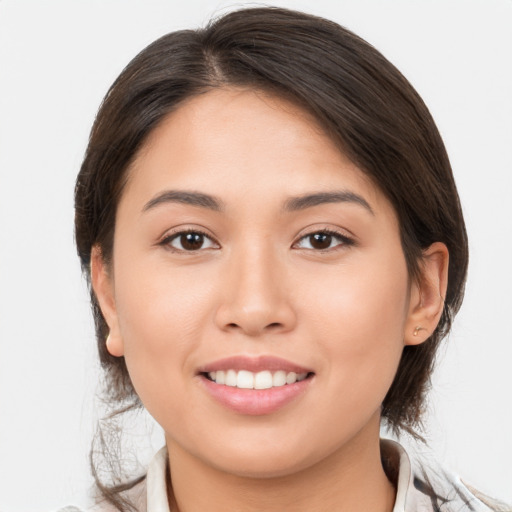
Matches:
[75,6,468,509]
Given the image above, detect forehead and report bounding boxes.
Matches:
[122,87,388,215]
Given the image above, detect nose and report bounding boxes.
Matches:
[214,247,297,337]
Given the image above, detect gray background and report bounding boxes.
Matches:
[0,0,511,510]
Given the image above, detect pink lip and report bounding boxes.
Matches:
[199,376,312,415]
[198,355,313,374]
[197,355,314,416]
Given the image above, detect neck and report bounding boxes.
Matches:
[165,414,396,512]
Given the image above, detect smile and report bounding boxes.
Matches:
[206,370,309,389]
[198,356,315,415]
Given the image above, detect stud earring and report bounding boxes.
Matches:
[413,326,426,336]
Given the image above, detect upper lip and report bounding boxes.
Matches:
[198,355,313,374]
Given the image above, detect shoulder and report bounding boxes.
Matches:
[411,464,509,512]
[55,446,168,512]
[382,438,511,512]
[56,477,147,512]
[410,450,510,511]
[462,483,512,512]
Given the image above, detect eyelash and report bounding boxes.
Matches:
[159,228,355,253]
[159,229,219,253]
[293,229,355,252]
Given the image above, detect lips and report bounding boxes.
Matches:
[198,355,312,374]
[197,355,314,415]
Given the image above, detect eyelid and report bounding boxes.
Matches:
[292,227,356,250]
[158,226,220,251]
[156,224,355,252]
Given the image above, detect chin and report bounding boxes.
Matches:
[190,432,338,480]
[208,452,314,479]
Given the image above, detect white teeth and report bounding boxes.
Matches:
[237,370,254,389]
[225,369,237,387]
[207,369,309,389]
[272,370,287,387]
[254,370,273,389]
[286,372,297,384]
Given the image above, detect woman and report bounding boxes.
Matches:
[71,6,509,512]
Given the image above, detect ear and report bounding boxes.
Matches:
[404,242,449,346]
[90,245,124,357]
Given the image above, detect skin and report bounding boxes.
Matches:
[92,88,448,512]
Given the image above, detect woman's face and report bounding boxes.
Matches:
[94,88,426,478]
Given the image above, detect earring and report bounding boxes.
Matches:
[413,326,426,336]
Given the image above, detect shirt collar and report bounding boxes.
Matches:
[144,440,492,512]
[146,446,170,512]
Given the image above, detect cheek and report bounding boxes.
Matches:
[112,257,217,407]
[301,255,409,398]
[115,245,219,331]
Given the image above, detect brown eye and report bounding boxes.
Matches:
[165,231,217,252]
[294,230,354,251]
[180,232,205,250]
[309,233,332,249]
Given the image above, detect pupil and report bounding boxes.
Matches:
[182,233,203,250]
[310,233,332,249]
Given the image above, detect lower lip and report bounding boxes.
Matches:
[199,375,313,415]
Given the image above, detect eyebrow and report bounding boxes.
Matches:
[142,190,224,213]
[142,189,374,216]
[283,191,374,215]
